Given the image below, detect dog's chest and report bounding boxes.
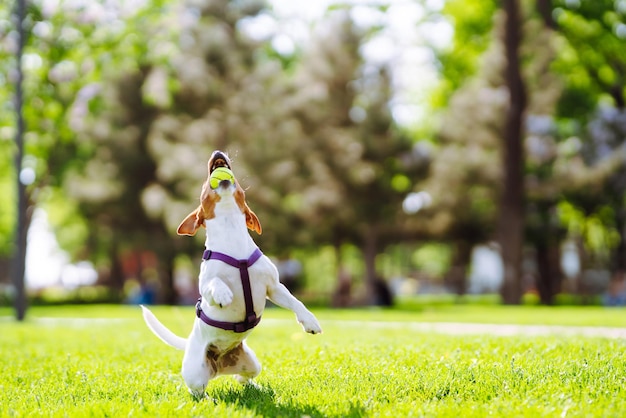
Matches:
[204,215,250,252]
[201,259,265,286]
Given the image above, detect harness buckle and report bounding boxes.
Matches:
[234,323,247,333]
[195,298,202,317]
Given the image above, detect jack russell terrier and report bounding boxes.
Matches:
[141,151,322,398]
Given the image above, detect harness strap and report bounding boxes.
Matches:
[196,248,263,333]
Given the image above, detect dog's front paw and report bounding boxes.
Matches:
[298,312,322,334]
[212,287,233,307]
[208,279,233,307]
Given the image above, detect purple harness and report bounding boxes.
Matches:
[195,248,263,333]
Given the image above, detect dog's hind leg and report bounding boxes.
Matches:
[181,336,216,399]
[218,341,261,385]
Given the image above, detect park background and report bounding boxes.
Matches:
[2,0,626,313]
[3,1,626,417]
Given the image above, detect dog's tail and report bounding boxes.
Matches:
[141,305,187,350]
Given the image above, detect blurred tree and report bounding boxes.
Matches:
[1,0,181,301]
[551,0,626,277]
[0,0,153,288]
[0,3,18,283]
[419,45,506,295]
[421,0,502,296]
[71,0,271,303]
[497,0,527,305]
[553,0,626,110]
[133,4,428,305]
[519,2,565,305]
[429,0,565,303]
[268,10,427,304]
[510,0,626,305]
[498,0,626,303]
[12,0,624,307]
[432,0,498,108]
[6,0,422,305]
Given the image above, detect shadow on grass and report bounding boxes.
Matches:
[211,383,366,418]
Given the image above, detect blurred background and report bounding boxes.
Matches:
[2,0,626,313]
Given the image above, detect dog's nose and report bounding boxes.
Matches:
[219,179,232,189]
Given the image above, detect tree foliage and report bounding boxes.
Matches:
[0,0,176,288]
[1,0,422,302]
[432,0,498,108]
[3,0,626,305]
[429,0,626,303]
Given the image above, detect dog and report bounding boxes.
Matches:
[141,150,321,398]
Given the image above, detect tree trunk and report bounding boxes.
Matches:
[535,241,562,305]
[363,226,378,305]
[498,0,527,305]
[332,241,352,307]
[611,210,626,273]
[445,240,472,296]
[11,195,34,317]
[0,257,10,284]
[334,241,342,278]
[536,0,555,29]
[12,0,27,321]
[161,254,178,305]
[532,202,563,305]
[109,252,125,292]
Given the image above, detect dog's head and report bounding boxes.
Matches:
[177,150,262,236]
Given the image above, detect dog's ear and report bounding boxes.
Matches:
[234,181,262,234]
[244,205,262,235]
[177,206,203,236]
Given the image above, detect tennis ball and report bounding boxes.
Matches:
[209,166,235,189]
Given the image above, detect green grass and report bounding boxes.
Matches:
[1,304,625,417]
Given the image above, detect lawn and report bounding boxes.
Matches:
[1,304,625,417]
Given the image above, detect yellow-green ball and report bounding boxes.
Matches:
[210,167,235,189]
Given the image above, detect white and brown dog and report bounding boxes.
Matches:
[141,151,321,398]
